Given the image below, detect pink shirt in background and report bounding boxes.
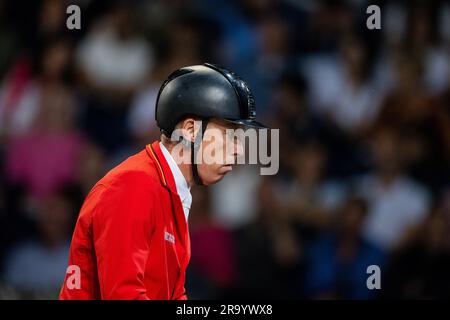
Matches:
[190,224,237,288]
[6,131,85,198]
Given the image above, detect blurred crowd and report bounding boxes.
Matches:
[0,0,449,299]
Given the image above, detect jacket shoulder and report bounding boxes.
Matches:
[87,151,164,224]
[97,149,162,191]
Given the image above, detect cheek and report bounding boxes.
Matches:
[213,138,226,156]
[202,137,228,163]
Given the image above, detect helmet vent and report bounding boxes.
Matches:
[204,63,256,119]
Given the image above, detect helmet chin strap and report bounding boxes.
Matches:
[191,119,209,186]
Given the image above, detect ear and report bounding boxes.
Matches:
[180,118,196,143]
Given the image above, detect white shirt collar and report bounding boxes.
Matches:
[159,142,192,221]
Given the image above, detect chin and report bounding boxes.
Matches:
[203,173,228,186]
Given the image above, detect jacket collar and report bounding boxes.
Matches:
[146,141,179,195]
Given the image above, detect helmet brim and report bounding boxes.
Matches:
[222,118,269,129]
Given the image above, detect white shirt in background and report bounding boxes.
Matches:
[356,175,431,251]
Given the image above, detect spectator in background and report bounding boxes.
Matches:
[5,38,84,199]
[300,32,382,178]
[74,142,107,197]
[278,143,347,237]
[376,3,450,97]
[0,35,74,140]
[232,177,302,299]
[194,0,258,69]
[76,2,153,94]
[376,51,450,192]
[270,72,324,145]
[0,0,18,77]
[300,1,354,113]
[355,126,431,253]
[0,178,6,267]
[244,13,294,118]
[269,72,332,181]
[188,187,237,299]
[35,0,77,48]
[382,190,450,299]
[216,0,297,118]
[209,165,262,230]
[302,33,383,135]
[405,4,449,95]
[0,58,35,139]
[439,87,450,161]
[0,0,82,142]
[303,0,354,54]
[304,197,385,299]
[326,35,382,135]
[76,1,154,153]
[2,190,73,298]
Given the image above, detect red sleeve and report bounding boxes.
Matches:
[92,171,155,300]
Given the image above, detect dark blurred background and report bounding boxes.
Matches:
[0,0,449,299]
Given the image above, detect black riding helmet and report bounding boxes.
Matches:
[155,63,267,185]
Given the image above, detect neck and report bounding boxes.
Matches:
[161,141,195,187]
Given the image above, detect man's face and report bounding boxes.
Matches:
[196,119,244,185]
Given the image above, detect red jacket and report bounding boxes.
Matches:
[59,141,190,300]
